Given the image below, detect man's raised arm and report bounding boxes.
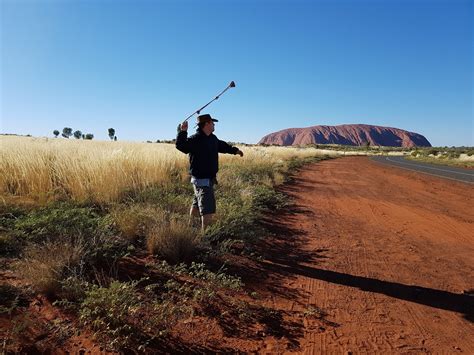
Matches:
[176,121,192,153]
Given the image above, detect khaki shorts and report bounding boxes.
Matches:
[192,180,216,215]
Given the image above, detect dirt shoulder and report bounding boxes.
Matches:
[255,156,474,353]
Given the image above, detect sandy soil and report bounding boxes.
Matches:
[254,156,474,353]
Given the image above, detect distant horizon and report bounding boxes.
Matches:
[2,126,473,148]
[1,120,439,143]
[1,0,472,146]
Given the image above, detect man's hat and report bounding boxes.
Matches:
[197,114,218,124]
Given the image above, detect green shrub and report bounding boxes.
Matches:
[121,183,192,214]
[79,279,184,350]
[205,199,261,243]
[251,185,288,212]
[0,205,29,256]
[0,284,28,315]
[186,262,243,290]
[12,203,109,243]
[79,280,142,349]
[56,276,91,305]
[162,264,241,304]
[0,232,22,256]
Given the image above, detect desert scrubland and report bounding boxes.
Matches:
[0,135,332,352]
[1,136,472,353]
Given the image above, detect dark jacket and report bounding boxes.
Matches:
[176,129,239,179]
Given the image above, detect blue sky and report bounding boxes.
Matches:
[1,0,472,146]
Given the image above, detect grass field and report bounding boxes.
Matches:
[0,135,333,351]
[0,136,330,203]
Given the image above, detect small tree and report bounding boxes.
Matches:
[62,127,73,139]
[108,128,116,141]
[53,130,59,138]
[84,133,94,140]
[73,130,82,139]
[114,136,117,141]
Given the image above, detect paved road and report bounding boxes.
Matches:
[371,156,474,184]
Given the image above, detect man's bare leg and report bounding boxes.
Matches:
[201,214,214,232]
[189,206,200,227]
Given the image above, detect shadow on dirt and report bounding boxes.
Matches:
[265,260,474,323]
[143,337,237,354]
[257,169,474,324]
[204,296,303,343]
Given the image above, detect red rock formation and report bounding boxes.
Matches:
[258,124,431,147]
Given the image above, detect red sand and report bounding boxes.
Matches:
[255,156,474,353]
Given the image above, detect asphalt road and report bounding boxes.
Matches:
[371,156,474,184]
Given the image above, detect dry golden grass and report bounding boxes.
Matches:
[15,239,85,296]
[146,218,200,264]
[111,205,165,241]
[1,136,188,203]
[0,136,329,204]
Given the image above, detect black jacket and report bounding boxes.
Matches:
[176,129,239,178]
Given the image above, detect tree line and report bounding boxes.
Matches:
[53,128,117,141]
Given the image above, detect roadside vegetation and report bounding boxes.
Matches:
[408,147,474,168]
[0,136,332,352]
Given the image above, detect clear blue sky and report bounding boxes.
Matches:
[1,0,472,146]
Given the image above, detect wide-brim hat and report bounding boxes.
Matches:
[197,114,218,124]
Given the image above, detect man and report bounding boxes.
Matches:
[176,114,244,231]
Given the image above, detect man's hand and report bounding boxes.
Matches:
[180,121,188,132]
[236,149,244,157]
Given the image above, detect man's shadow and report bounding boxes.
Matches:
[263,259,474,323]
[257,194,473,324]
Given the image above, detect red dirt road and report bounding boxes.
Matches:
[257,156,474,353]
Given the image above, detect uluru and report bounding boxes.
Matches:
[258,124,431,147]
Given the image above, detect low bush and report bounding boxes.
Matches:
[11,203,110,243]
[0,232,23,256]
[79,279,187,350]
[0,205,29,256]
[79,280,142,349]
[160,264,242,305]
[186,262,243,290]
[122,183,192,214]
[0,284,28,315]
[15,232,129,298]
[146,217,200,264]
[111,204,166,241]
[251,185,288,212]
[203,197,251,241]
[15,240,85,297]
[155,261,243,291]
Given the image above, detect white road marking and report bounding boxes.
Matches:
[385,157,473,176]
[376,157,474,184]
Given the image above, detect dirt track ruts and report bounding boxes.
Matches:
[257,156,474,353]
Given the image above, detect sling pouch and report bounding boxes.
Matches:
[191,177,210,187]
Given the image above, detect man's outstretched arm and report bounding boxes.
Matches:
[217,139,243,157]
